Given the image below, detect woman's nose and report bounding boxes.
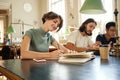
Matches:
[55,24,58,28]
[53,25,58,30]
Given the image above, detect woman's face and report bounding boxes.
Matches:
[85,22,96,35]
[46,18,60,31]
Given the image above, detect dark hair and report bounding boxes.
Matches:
[42,11,63,32]
[79,18,97,32]
[106,22,116,30]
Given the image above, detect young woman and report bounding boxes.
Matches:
[21,12,68,59]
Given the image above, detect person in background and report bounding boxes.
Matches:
[21,11,69,59]
[96,21,116,46]
[65,18,99,52]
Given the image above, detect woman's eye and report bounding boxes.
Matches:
[53,20,57,23]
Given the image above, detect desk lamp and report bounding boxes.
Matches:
[7,24,14,44]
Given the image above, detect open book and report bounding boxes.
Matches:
[58,52,95,64]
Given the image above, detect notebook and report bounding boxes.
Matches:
[58,52,95,64]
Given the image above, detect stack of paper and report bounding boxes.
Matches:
[58,52,95,64]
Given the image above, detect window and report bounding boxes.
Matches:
[48,0,66,41]
[0,19,4,43]
[79,0,114,42]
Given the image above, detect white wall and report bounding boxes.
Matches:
[0,0,42,26]
[11,0,41,27]
[0,0,42,43]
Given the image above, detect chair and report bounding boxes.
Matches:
[1,46,14,60]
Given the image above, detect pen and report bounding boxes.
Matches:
[57,43,60,50]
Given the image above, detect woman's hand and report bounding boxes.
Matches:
[50,50,64,58]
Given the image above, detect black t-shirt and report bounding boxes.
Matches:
[96,34,116,45]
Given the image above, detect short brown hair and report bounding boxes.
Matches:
[42,11,63,32]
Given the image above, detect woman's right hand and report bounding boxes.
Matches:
[50,50,64,58]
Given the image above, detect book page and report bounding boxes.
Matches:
[58,52,95,64]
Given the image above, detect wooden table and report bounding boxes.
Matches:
[0,56,120,80]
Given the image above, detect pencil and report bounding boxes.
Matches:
[57,43,60,50]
